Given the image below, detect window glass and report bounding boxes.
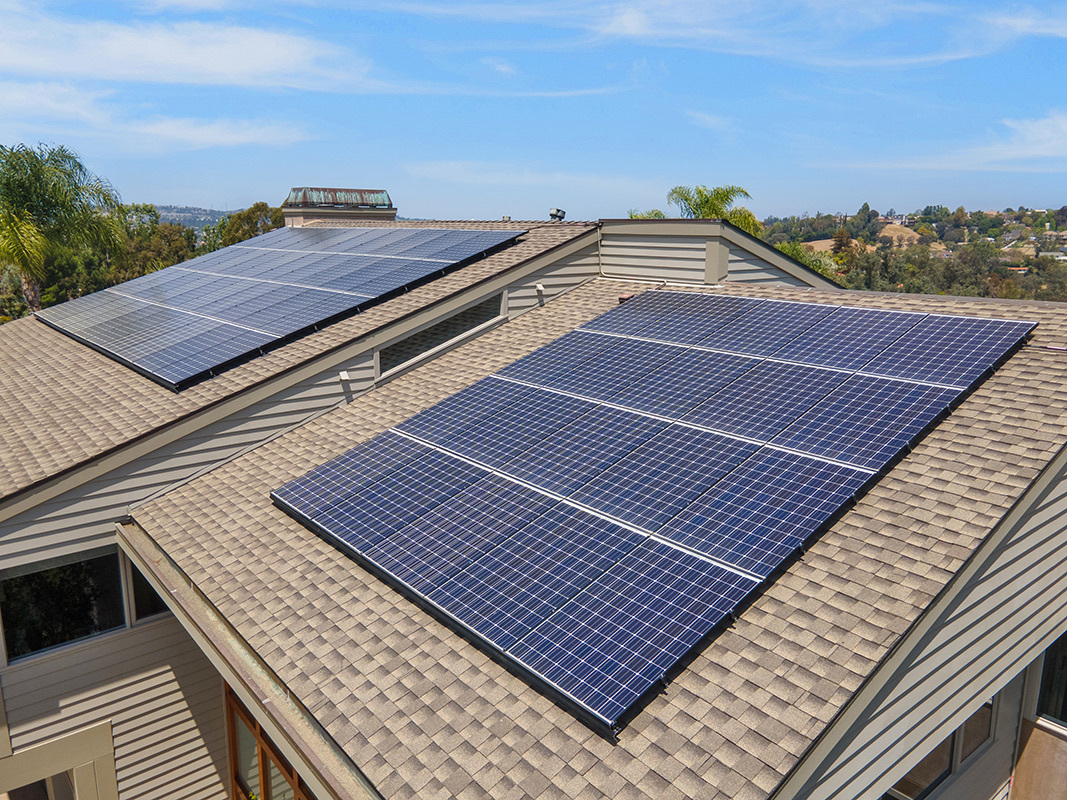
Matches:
[960,701,993,761]
[234,713,261,799]
[131,564,169,620]
[268,755,296,800]
[0,550,125,659]
[889,734,953,800]
[1038,629,1067,725]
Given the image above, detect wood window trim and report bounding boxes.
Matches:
[226,686,316,800]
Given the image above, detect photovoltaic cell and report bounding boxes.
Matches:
[656,449,870,577]
[682,361,850,441]
[769,305,924,371]
[427,505,645,650]
[272,288,1036,731]
[501,405,668,496]
[394,377,535,445]
[36,226,524,390]
[365,474,555,595]
[771,375,958,470]
[861,314,1036,387]
[571,425,760,532]
[583,291,762,345]
[509,540,755,724]
[609,348,758,419]
[696,298,837,356]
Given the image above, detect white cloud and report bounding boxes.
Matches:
[686,111,734,133]
[853,111,1067,172]
[482,57,518,76]
[0,79,310,153]
[0,2,360,89]
[129,117,311,149]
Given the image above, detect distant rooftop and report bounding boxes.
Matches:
[282,187,393,209]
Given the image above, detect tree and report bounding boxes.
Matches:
[629,184,762,236]
[0,144,120,312]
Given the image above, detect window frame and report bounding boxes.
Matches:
[882,695,999,800]
[225,687,317,800]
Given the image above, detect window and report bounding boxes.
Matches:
[1037,629,1067,725]
[227,688,318,800]
[882,699,995,800]
[378,294,503,375]
[0,547,125,660]
[130,563,169,621]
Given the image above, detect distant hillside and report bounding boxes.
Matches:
[156,205,238,229]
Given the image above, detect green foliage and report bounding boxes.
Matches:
[0,143,121,311]
[630,184,762,236]
[773,241,838,280]
[197,201,284,256]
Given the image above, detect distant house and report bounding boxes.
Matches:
[2,198,1067,800]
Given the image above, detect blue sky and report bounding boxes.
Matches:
[2,1,1065,221]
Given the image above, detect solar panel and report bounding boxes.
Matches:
[681,361,850,441]
[508,540,755,724]
[426,504,645,650]
[570,425,760,532]
[860,314,1037,388]
[696,298,837,356]
[582,291,762,345]
[273,289,1036,732]
[36,226,524,390]
[769,305,924,371]
[655,449,871,577]
[771,375,958,470]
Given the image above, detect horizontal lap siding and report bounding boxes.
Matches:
[0,352,375,568]
[599,234,707,284]
[508,243,599,317]
[1,617,226,800]
[726,243,810,286]
[791,459,1067,800]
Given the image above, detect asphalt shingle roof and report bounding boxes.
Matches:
[128,279,1067,800]
[0,221,594,504]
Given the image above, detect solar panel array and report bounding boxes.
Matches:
[35,226,524,390]
[272,290,1035,731]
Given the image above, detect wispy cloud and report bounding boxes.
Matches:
[482,57,518,76]
[686,111,735,133]
[363,1,1067,69]
[0,79,310,152]
[0,2,359,89]
[852,111,1067,172]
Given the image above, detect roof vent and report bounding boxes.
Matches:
[549,208,566,221]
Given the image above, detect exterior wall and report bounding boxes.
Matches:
[507,243,599,317]
[774,443,1067,800]
[597,220,834,288]
[726,242,811,286]
[0,616,226,800]
[928,672,1022,800]
[599,232,709,284]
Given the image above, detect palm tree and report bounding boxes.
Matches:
[0,144,121,312]
[629,184,763,236]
